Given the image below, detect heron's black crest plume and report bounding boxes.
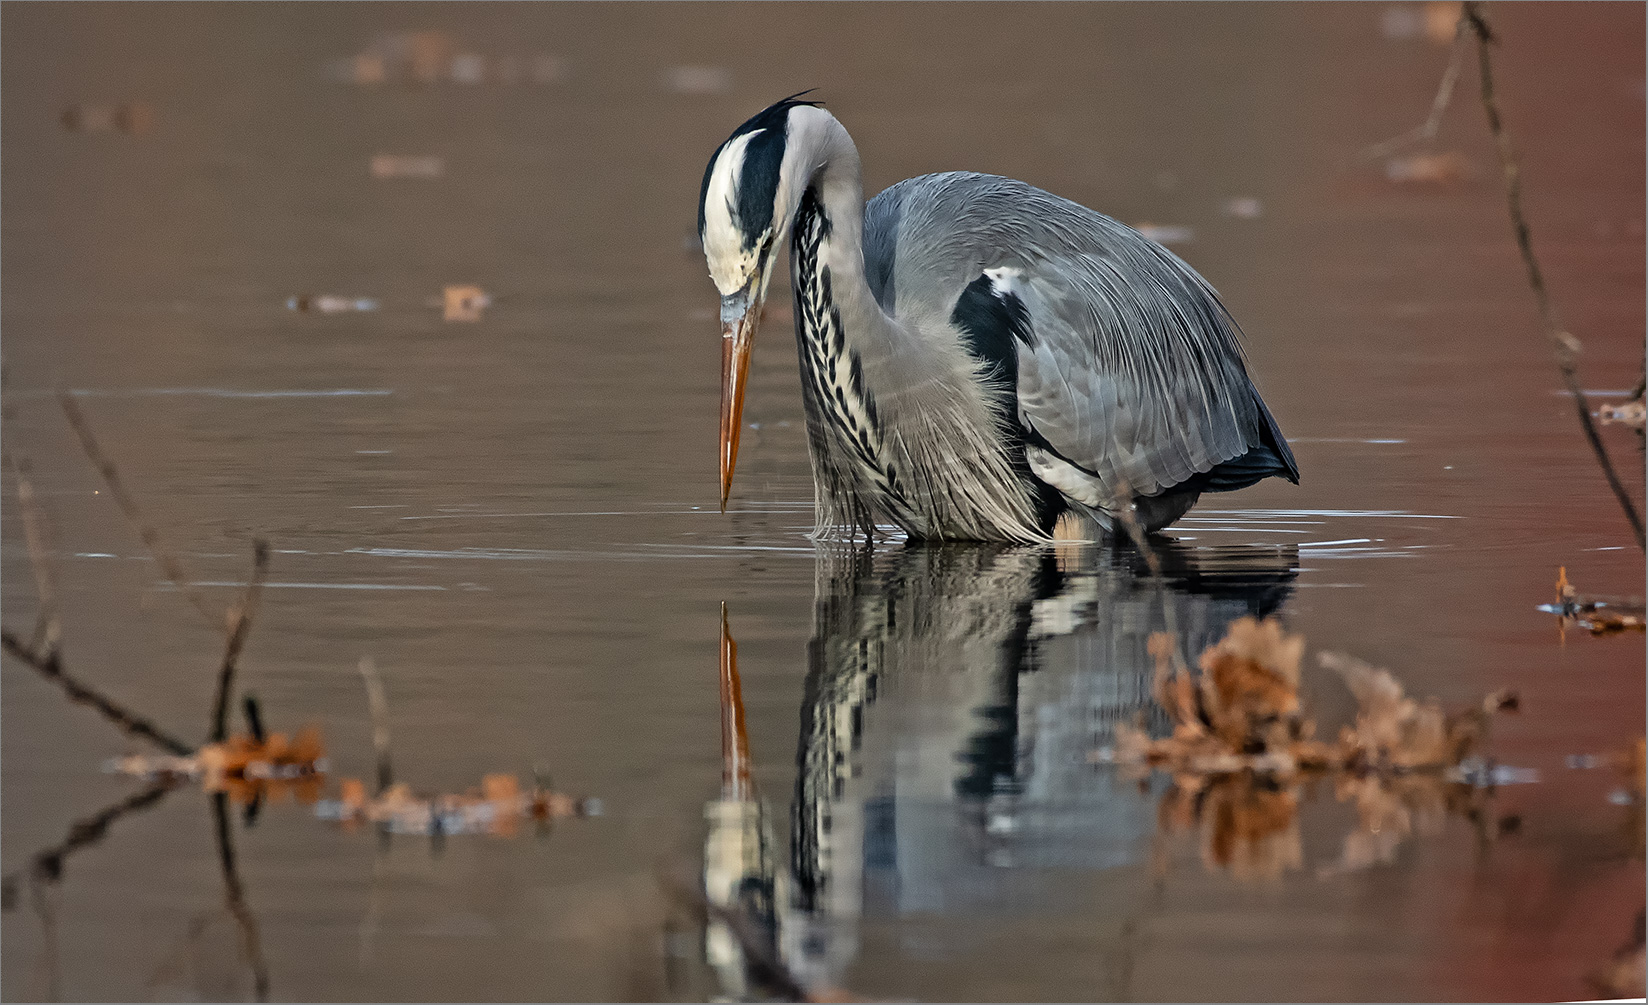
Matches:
[699,91,825,250]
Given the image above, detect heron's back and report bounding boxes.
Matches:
[862,171,1298,509]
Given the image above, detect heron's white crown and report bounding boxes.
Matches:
[702,128,771,296]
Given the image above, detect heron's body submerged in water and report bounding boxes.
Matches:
[701,95,1297,542]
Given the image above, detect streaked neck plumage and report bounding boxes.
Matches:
[775,109,1048,543]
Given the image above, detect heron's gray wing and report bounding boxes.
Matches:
[864,172,1296,505]
[1010,249,1296,502]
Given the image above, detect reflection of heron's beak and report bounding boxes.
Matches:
[719,602,752,799]
[718,282,761,511]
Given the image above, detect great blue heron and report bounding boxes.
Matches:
[700,94,1299,542]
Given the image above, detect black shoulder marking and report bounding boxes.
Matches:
[950,274,1034,393]
[698,92,824,247]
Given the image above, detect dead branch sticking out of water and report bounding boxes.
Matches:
[357,657,394,794]
[209,541,270,744]
[8,453,62,657]
[1460,2,1645,550]
[1,632,196,755]
[57,390,227,627]
[1359,18,1468,161]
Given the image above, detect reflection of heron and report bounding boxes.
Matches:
[700,95,1298,539]
[701,540,1296,998]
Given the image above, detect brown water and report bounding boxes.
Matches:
[3,3,1644,1001]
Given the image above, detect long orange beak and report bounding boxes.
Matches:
[718,305,757,512]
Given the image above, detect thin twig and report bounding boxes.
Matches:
[1462,2,1645,549]
[7,455,61,657]
[1,631,194,755]
[212,792,270,1001]
[1359,20,1469,161]
[0,776,180,910]
[357,657,393,794]
[208,540,270,744]
[57,391,226,627]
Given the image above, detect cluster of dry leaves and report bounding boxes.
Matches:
[318,773,593,836]
[108,725,328,803]
[1107,617,1525,880]
[1112,617,1516,777]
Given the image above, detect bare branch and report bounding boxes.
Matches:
[57,391,226,627]
[357,657,394,794]
[1,631,194,755]
[1462,2,1645,549]
[7,454,61,658]
[208,540,270,743]
[1359,21,1469,161]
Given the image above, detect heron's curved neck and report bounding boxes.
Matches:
[786,122,901,353]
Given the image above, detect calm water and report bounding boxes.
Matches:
[3,3,1644,1001]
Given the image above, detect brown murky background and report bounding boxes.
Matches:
[2,3,1643,1001]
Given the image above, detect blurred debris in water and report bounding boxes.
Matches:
[1589,909,1647,1000]
[105,724,328,798]
[286,294,378,313]
[663,65,733,95]
[1382,150,1476,184]
[1542,567,1647,635]
[1599,397,1645,429]
[315,773,595,836]
[327,31,564,87]
[60,101,154,135]
[1219,196,1263,219]
[440,284,492,321]
[1380,2,1464,44]
[369,154,445,179]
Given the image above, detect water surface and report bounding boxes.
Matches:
[2,3,1643,1001]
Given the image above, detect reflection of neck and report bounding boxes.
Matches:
[719,609,752,800]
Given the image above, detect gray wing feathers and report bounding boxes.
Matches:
[866,171,1283,501]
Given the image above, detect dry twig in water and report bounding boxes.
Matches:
[1359,18,1469,161]
[1460,2,1645,549]
[1,632,195,755]
[209,541,271,743]
[357,657,394,794]
[57,390,228,626]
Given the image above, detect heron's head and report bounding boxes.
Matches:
[698,92,826,510]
